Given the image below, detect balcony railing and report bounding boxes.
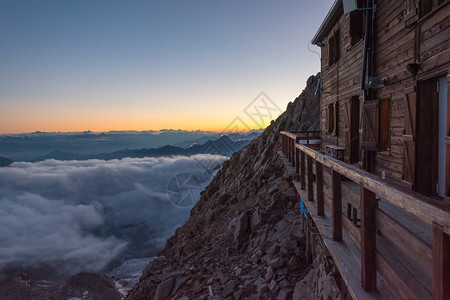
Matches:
[280,131,450,300]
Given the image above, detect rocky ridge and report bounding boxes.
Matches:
[0,74,347,300]
[127,74,347,299]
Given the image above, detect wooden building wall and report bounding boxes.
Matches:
[319,0,450,198]
[320,6,365,159]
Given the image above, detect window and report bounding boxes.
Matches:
[348,0,364,46]
[327,102,338,135]
[327,31,339,66]
[420,0,446,17]
[421,0,433,15]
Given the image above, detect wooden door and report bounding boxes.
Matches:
[344,96,360,163]
[446,75,450,199]
[416,78,440,196]
[438,76,448,197]
[402,92,417,188]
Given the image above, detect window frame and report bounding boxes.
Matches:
[327,31,339,66]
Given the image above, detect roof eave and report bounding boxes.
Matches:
[311,0,343,45]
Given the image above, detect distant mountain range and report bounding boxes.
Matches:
[0,130,262,161]
[30,135,252,162]
[0,156,13,167]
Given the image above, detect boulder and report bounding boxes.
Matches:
[62,272,122,300]
[0,273,64,300]
[234,211,249,248]
[154,279,174,300]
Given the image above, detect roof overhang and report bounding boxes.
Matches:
[311,0,344,45]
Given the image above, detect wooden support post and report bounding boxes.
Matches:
[347,203,352,219]
[295,147,300,181]
[300,151,306,190]
[361,186,377,291]
[332,170,342,241]
[290,138,294,164]
[307,155,314,202]
[316,160,324,216]
[287,137,290,161]
[282,135,285,154]
[291,138,295,167]
[432,223,450,300]
[294,137,300,168]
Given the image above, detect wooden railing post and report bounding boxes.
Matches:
[432,223,450,300]
[282,135,285,154]
[307,155,314,202]
[315,161,324,216]
[291,137,296,167]
[332,170,342,241]
[295,146,300,181]
[285,136,289,161]
[300,150,306,190]
[361,186,377,291]
[289,138,293,164]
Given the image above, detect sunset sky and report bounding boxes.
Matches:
[0,0,334,134]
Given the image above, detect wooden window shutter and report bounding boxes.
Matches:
[379,99,391,151]
[327,102,338,135]
[402,93,417,187]
[333,101,338,135]
[325,107,329,133]
[344,96,360,163]
[327,103,334,134]
[344,100,352,159]
[362,100,379,151]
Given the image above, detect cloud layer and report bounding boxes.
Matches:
[0,155,226,279]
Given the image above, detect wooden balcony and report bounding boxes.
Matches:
[280,131,450,300]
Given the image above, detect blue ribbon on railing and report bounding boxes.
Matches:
[300,198,309,215]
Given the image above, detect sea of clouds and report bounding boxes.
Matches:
[0,155,227,280]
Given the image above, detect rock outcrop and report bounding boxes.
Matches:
[0,273,64,300]
[127,74,346,299]
[0,272,123,300]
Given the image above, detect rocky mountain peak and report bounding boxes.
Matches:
[125,73,343,300]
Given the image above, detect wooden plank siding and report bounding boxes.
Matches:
[317,0,450,193]
[304,0,450,297]
[320,10,364,154]
[278,132,450,299]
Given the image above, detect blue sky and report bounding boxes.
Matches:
[0,0,334,133]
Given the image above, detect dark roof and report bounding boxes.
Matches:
[311,0,343,45]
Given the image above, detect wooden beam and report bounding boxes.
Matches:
[342,214,361,247]
[295,147,300,180]
[332,170,342,241]
[376,241,430,300]
[295,143,450,234]
[361,186,377,291]
[316,160,324,216]
[376,208,432,278]
[432,223,450,300]
[307,155,314,202]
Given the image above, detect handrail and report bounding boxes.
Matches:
[280,130,450,299]
[281,130,450,233]
[295,142,450,234]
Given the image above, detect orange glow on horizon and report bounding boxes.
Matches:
[0,115,268,135]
